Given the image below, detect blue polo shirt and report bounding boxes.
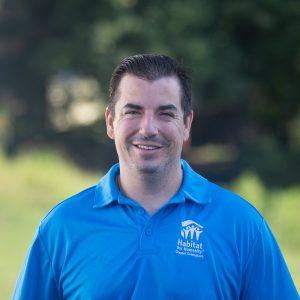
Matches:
[12,160,299,299]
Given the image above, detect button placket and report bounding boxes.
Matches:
[145,227,153,236]
[139,219,157,252]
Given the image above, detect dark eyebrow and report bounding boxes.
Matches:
[158,104,178,111]
[122,103,178,111]
[122,103,143,110]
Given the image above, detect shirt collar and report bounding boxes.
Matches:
[93,164,120,208]
[178,159,211,204]
[93,160,211,208]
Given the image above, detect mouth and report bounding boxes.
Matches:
[133,144,162,151]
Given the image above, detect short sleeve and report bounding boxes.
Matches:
[241,219,299,299]
[12,228,61,300]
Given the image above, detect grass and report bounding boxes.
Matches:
[0,149,299,298]
[229,172,300,288]
[0,148,99,299]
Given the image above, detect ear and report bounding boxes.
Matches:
[105,107,115,140]
[183,110,193,142]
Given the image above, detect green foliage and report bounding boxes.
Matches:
[228,172,300,287]
[0,0,300,185]
[229,172,300,250]
[0,148,99,299]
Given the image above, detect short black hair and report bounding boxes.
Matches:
[108,54,192,123]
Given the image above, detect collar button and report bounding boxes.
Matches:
[145,228,152,236]
[137,208,145,216]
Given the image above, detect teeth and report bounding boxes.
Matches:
[137,145,158,150]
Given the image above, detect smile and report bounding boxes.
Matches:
[134,144,161,150]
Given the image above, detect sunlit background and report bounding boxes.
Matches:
[0,0,299,297]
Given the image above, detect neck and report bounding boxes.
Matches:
[118,162,183,215]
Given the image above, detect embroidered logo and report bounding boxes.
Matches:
[176,219,205,258]
[181,220,203,240]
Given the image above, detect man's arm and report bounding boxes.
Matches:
[241,219,299,299]
[12,228,61,300]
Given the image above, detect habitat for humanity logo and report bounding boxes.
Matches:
[176,220,204,258]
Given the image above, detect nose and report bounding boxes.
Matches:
[139,113,158,138]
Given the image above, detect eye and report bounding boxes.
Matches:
[160,112,175,118]
[125,110,140,115]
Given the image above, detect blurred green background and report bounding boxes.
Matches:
[0,0,299,298]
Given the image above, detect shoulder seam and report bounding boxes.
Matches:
[241,217,265,275]
[38,226,62,299]
[41,185,96,223]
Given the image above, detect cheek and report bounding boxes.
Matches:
[171,120,190,141]
[173,122,188,138]
[160,123,185,144]
[113,119,139,140]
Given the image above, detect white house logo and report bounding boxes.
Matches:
[176,219,204,258]
[181,220,203,241]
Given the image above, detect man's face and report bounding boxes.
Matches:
[106,74,193,174]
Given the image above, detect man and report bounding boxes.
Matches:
[13,54,298,299]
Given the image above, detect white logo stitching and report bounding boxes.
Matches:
[176,219,205,258]
[180,220,203,241]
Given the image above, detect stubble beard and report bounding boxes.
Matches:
[131,149,182,179]
[119,135,182,178]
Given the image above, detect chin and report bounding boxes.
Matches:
[134,162,162,174]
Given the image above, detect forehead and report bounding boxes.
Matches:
[116,74,182,108]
